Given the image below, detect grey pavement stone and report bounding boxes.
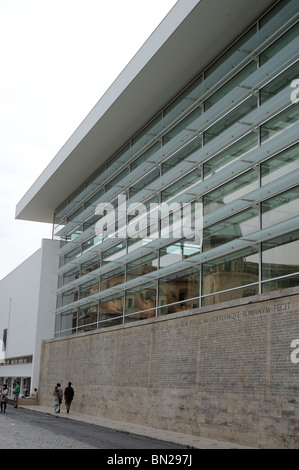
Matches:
[0,411,96,449]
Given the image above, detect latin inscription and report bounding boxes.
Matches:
[187,301,292,326]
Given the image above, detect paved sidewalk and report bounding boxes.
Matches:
[18,404,255,449]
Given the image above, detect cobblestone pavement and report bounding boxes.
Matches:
[0,409,96,449]
[0,406,190,450]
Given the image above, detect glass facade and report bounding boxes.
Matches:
[53,0,299,337]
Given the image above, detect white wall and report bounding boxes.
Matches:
[32,238,60,389]
[0,248,41,358]
[0,238,59,392]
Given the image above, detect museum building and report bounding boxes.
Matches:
[16,0,299,447]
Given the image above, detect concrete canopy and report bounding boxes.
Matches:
[16,0,276,223]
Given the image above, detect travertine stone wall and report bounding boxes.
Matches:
[38,287,299,448]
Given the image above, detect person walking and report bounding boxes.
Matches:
[57,383,63,413]
[64,382,74,414]
[13,381,20,408]
[1,384,8,413]
[53,385,61,414]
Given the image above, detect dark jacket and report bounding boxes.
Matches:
[64,386,74,401]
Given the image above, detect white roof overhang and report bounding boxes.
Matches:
[16,0,276,223]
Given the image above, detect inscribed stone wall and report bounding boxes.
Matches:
[38,287,299,448]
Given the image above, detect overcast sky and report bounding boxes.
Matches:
[0,0,177,280]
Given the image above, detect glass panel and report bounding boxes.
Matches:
[127,234,157,253]
[68,205,83,223]
[131,142,161,171]
[66,226,83,241]
[82,234,102,254]
[55,185,87,226]
[205,62,256,111]
[164,75,203,122]
[99,317,123,329]
[78,303,98,332]
[125,283,157,318]
[205,26,256,79]
[151,200,202,241]
[99,295,123,324]
[159,243,182,268]
[101,267,125,292]
[259,0,291,28]
[204,132,258,178]
[262,230,299,280]
[105,167,129,191]
[102,241,126,263]
[59,310,77,335]
[163,106,202,146]
[204,96,257,145]
[65,245,81,263]
[81,255,101,276]
[204,169,258,214]
[54,222,66,239]
[83,214,101,231]
[161,167,201,202]
[162,137,201,175]
[84,188,104,209]
[260,22,299,65]
[202,285,259,306]
[79,280,99,299]
[260,63,299,105]
[202,245,259,304]
[54,200,68,224]
[261,143,299,186]
[160,203,183,239]
[57,275,64,289]
[124,311,155,323]
[62,289,78,306]
[127,253,158,281]
[126,202,149,239]
[63,267,80,285]
[158,267,200,315]
[129,168,160,197]
[144,197,162,240]
[106,143,130,170]
[203,207,259,251]
[262,275,299,294]
[132,113,163,153]
[260,104,299,143]
[125,197,160,240]
[159,240,201,268]
[262,187,299,229]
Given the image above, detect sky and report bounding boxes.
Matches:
[0,0,177,281]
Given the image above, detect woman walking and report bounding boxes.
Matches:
[53,385,61,414]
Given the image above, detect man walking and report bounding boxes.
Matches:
[13,381,20,408]
[64,382,74,414]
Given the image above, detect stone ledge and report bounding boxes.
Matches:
[7,398,37,406]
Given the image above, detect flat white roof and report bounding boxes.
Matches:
[16,0,275,223]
